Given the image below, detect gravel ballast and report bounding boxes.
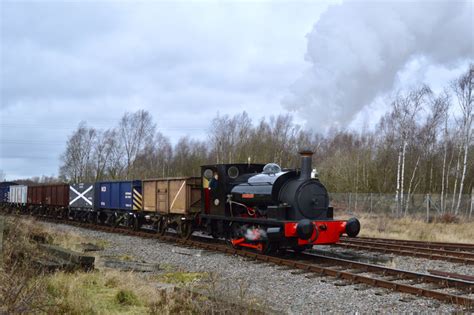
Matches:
[39,221,471,313]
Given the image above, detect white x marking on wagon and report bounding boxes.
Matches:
[69,185,93,206]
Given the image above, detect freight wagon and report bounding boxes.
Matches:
[69,183,96,221]
[9,185,28,205]
[27,184,69,217]
[142,177,201,237]
[0,182,17,204]
[95,180,142,227]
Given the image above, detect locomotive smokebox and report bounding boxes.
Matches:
[299,150,314,180]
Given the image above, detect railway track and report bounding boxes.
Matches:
[337,237,474,265]
[343,236,474,252]
[7,214,473,309]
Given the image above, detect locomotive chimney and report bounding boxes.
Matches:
[299,150,313,180]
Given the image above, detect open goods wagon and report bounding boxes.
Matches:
[69,183,95,210]
[94,180,142,227]
[142,177,201,214]
[141,177,201,237]
[27,184,69,207]
[95,180,142,211]
[0,182,17,203]
[9,185,28,204]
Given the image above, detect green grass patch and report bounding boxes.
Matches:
[116,290,140,306]
[118,254,135,261]
[46,271,148,314]
[156,271,207,284]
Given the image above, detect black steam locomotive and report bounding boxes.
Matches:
[199,150,360,253]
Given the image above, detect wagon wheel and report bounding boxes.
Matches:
[131,215,139,231]
[112,212,120,228]
[87,212,96,224]
[157,219,167,236]
[178,221,193,239]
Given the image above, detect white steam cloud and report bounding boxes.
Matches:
[244,228,267,241]
[284,0,474,130]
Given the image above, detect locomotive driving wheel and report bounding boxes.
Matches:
[227,222,241,248]
[262,241,279,255]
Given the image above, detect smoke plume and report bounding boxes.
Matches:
[283,0,474,130]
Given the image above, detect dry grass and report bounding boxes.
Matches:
[1,216,265,314]
[0,217,51,314]
[46,270,152,314]
[354,212,474,243]
[46,270,264,314]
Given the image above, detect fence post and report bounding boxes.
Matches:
[426,194,430,222]
[370,193,373,213]
[348,193,351,212]
[470,188,473,219]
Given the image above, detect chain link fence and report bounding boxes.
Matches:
[330,192,474,218]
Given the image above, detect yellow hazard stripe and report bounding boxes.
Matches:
[133,189,142,202]
[133,199,142,208]
[133,189,142,211]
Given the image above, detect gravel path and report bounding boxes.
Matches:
[40,221,470,313]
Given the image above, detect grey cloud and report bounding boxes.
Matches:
[1,1,325,179]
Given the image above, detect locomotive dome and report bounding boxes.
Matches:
[262,163,281,174]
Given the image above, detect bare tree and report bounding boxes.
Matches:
[59,122,96,182]
[133,132,173,178]
[452,65,474,214]
[92,129,117,181]
[118,110,156,179]
[403,92,448,215]
[387,86,430,215]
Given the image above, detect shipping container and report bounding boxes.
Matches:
[9,185,28,204]
[143,177,201,215]
[27,184,69,206]
[95,180,142,211]
[0,182,17,203]
[69,183,95,209]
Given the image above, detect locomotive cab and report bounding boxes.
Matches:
[200,163,264,216]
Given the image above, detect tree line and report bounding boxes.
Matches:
[58,66,473,215]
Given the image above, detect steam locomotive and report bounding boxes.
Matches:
[1,150,360,253]
[200,150,360,253]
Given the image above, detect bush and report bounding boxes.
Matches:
[435,213,459,224]
[115,289,140,306]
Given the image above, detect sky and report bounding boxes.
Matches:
[0,0,472,180]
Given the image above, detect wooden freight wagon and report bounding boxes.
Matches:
[143,177,201,214]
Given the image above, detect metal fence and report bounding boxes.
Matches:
[330,192,474,218]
